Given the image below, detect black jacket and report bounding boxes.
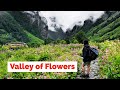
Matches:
[82,44,91,62]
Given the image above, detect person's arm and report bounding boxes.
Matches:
[81,48,84,57]
[82,47,86,58]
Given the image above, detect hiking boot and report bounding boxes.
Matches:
[85,74,89,78]
[80,73,86,77]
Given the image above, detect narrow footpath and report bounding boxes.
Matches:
[76,59,100,79]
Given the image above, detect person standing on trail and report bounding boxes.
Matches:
[81,40,91,77]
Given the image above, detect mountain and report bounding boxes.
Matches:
[1,11,120,46]
[0,11,66,45]
[0,11,44,46]
[47,16,66,40]
[66,11,120,42]
[8,11,48,39]
[48,27,65,40]
[87,11,120,42]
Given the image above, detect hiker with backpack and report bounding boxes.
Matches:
[81,40,98,78]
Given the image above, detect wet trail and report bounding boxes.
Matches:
[76,58,100,79]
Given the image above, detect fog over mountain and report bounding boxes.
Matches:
[40,11,104,32]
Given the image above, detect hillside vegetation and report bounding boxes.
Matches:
[1,11,120,45]
[66,11,120,43]
[0,11,120,79]
[0,40,120,79]
[87,11,120,42]
[0,11,44,46]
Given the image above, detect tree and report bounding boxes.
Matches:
[61,40,66,44]
[75,31,88,43]
[71,37,79,44]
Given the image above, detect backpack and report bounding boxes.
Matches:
[88,47,99,61]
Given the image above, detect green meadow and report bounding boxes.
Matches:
[0,40,120,79]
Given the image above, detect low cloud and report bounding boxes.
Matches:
[40,11,104,32]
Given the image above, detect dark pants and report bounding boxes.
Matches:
[83,58,91,66]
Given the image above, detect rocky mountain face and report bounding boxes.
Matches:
[0,11,45,45]
[9,11,48,39]
[0,11,120,45]
[14,11,66,40]
[0,11,67,45]
[64,11,120,42]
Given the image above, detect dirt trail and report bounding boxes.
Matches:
[76,58,100,79]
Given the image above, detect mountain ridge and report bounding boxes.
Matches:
[65,11,120,43]
[0,11,120,46]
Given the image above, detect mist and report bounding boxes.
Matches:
[40,11,105,32]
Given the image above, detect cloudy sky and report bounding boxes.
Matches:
[40,11,104,32]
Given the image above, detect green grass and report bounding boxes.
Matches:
[0,44,82,79]
[87,12,120,42]
[0,40,120,79]
[24,30,44,47]
[97,40,120,79]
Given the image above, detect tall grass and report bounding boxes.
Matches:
[0,44,82,79]
[0,41,120,79]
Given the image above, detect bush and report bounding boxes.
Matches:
[27,42,41,47]
[59,40,66,44]
[98,40,120,79]
[1,45,9,50]
[25,54,38,61]
[44,38,53,45]
[38,51,52,61]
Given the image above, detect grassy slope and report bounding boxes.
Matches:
[0,11,44,46]
[24,30,44,47]
[0,29,17,44]
[8,11,43,39]
[87,12,120,41]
